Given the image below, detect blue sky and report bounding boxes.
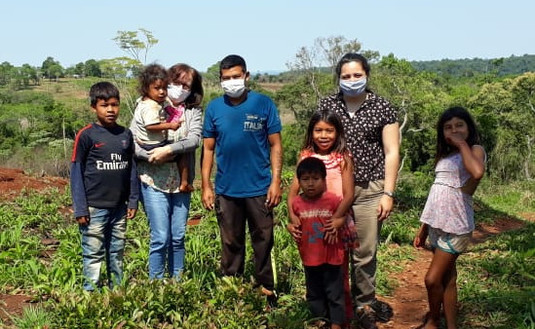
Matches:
[1,0,534,73]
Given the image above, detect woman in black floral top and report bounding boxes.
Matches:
[318,53,400,329]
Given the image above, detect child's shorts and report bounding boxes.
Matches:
[428,227,472,255]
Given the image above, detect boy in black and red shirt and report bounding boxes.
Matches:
[70,81,139,291]
[291,157,345,329]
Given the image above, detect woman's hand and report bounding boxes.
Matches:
[324,229,339,244]
[323,217,345,244]
[325,216,345,231]
[148,145,174,164]
[377,194,394,221]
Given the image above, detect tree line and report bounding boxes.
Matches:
[0,32,533,183]
[411,54,535,77]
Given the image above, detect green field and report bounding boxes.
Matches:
[0,172,534,328]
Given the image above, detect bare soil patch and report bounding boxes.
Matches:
[0,167,67,202]
[0,294,33,325]
[519,212,535,222]
[377,248,432,329]
[471,216,526,243]
[188,213,202,226]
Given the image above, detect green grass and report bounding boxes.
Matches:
[477,178,535,217]
[1,173,534,328]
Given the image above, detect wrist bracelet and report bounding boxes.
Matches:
[384,191,395,198]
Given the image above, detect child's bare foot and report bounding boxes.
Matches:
[179,184,195,193]
[423,315,439,329]
[424,320,439,329]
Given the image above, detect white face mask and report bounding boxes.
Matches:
[167,84,190,104]
[339,77,367,97]
[221,79,246,98]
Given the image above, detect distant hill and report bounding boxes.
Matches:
[410,54,535,77]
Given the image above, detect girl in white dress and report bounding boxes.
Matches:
[414,107,486,329]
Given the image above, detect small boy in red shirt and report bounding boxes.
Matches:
[291,157,345,329]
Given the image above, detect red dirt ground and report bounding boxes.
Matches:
[376,216,529,329]
[0,167,531,328]
[0,167,67,326]
[0,167,67,202]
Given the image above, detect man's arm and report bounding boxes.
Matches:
[201,137,216,210]
[266,132,282,208]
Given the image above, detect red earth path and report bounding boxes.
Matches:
[376,216,529,329]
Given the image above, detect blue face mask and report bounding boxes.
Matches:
[339,78,367,97]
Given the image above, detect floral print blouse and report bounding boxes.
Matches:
[318,92,397,183]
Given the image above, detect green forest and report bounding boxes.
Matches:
[1,34,534,181]
[0,33,534,328]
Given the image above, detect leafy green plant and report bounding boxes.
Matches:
[10,305,51,329]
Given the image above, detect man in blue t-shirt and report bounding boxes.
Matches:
[201,54,282,309]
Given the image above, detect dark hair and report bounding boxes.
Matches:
[89,81,120,106]
[335,53,370,79]
[168,63,204,108]
[435,106,480,166]
[219,54,247,78]
[297,157,326,179]
[303,110,348,155]
[138,63,168,97]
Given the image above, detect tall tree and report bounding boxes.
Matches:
[374,54,450,172]
[0,61,14,85]
[20,64,38,86]
[469,72,535,180]
[99,57,140,117]
[204,62,221,86]
[316,36,362,74]
[41,57,63,81]
[48,64,64,82]
[84,59,102,77]
[113,28,158,64]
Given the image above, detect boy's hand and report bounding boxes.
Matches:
[286,222,302,242]
[127,208,137,219]
[77,216,89,226]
